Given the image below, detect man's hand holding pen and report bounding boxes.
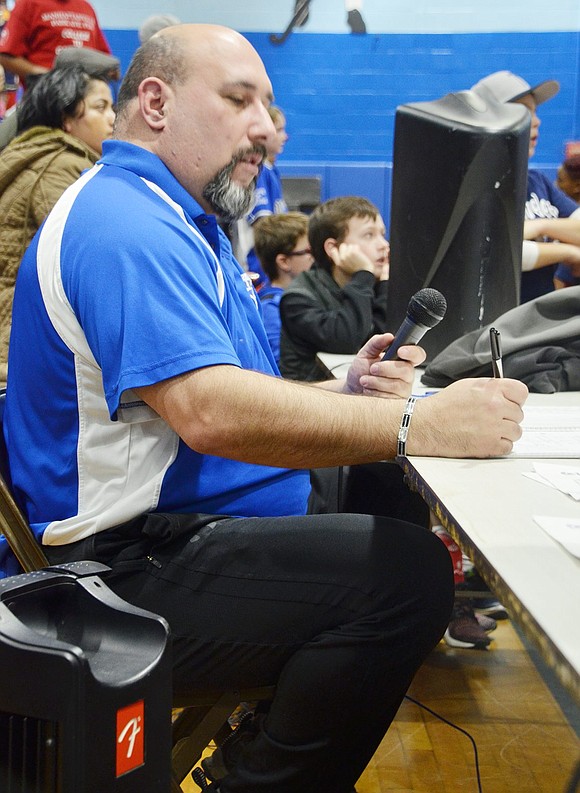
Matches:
[490,327,503,378]
[406,377,528,458]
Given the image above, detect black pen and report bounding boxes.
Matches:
[490,327,503,378]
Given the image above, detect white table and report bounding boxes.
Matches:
[316,351,356,381]
[317,350,580,700]
[399,391,580,703]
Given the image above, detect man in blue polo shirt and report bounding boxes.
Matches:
[3,25,527,793]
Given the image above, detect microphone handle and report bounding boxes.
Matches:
[381,317,431,361]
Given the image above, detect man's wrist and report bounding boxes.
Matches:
[396,396,417,457]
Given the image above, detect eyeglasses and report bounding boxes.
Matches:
[287,248,312,257]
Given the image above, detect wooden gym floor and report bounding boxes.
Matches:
[182,620,579,793]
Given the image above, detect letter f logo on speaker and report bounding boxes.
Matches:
[116,700,145,776]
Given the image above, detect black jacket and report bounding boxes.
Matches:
[279,264,389,381]
[422,286,580,393]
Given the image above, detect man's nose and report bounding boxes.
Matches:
[249,104,276,143]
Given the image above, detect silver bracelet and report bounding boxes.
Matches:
[397,396,417,457]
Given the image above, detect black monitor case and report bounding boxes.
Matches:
[387,91,530,361]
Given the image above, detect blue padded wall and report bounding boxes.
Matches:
[245,31,580,166]
[103,29,580,223]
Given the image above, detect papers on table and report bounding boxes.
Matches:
[526,463,580,558]
[511,406,580,458]
[524,463,580,500]
[533,516,580,559]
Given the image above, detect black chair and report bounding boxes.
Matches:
[0,390,274,792]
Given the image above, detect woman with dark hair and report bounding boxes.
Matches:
[0,64,115,385]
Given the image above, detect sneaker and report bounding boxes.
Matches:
[461,553,474,575]
[462,570,508,620]
[473,597,508,620]
[475,612,497,632]
[444,601,492,649]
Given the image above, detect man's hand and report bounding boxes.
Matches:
[410,378,528,458]
[343,332,426,399]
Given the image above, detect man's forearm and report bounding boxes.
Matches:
[137,365,400,468]
[0,54,48,79]
[136,363,527,466]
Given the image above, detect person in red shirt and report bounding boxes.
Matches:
[0,0,111,86]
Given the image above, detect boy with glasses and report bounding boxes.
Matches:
[254,211,313,364]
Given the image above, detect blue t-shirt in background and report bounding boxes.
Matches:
[523,170,580,302]
[245,161,288,289]
[259,285,284,363]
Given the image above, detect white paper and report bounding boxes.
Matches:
[533,463,580,500]
[511,406,580,458]
[522,471,559,490]
[533,515,580,558]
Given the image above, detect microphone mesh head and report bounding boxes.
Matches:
[408,288,447,328]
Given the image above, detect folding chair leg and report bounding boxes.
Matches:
[172,692,241,784]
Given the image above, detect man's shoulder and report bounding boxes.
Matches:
[51,163,167,256]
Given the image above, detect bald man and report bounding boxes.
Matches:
[3,25,527,793]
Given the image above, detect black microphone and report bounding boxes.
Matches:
[382,288,447,360]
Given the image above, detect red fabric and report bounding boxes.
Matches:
[432,527,464,585]
[3,89,19,111]
[0,0,110,70]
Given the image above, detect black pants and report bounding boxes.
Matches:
[45,511,453,793]
[309,462,430,526]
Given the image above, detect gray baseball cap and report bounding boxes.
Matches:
[53,46,120,77]
[471,70,559,106]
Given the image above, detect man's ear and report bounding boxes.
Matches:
[138,77,170,130]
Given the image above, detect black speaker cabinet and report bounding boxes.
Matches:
[0,562,172,792]
[387,91,530,361]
